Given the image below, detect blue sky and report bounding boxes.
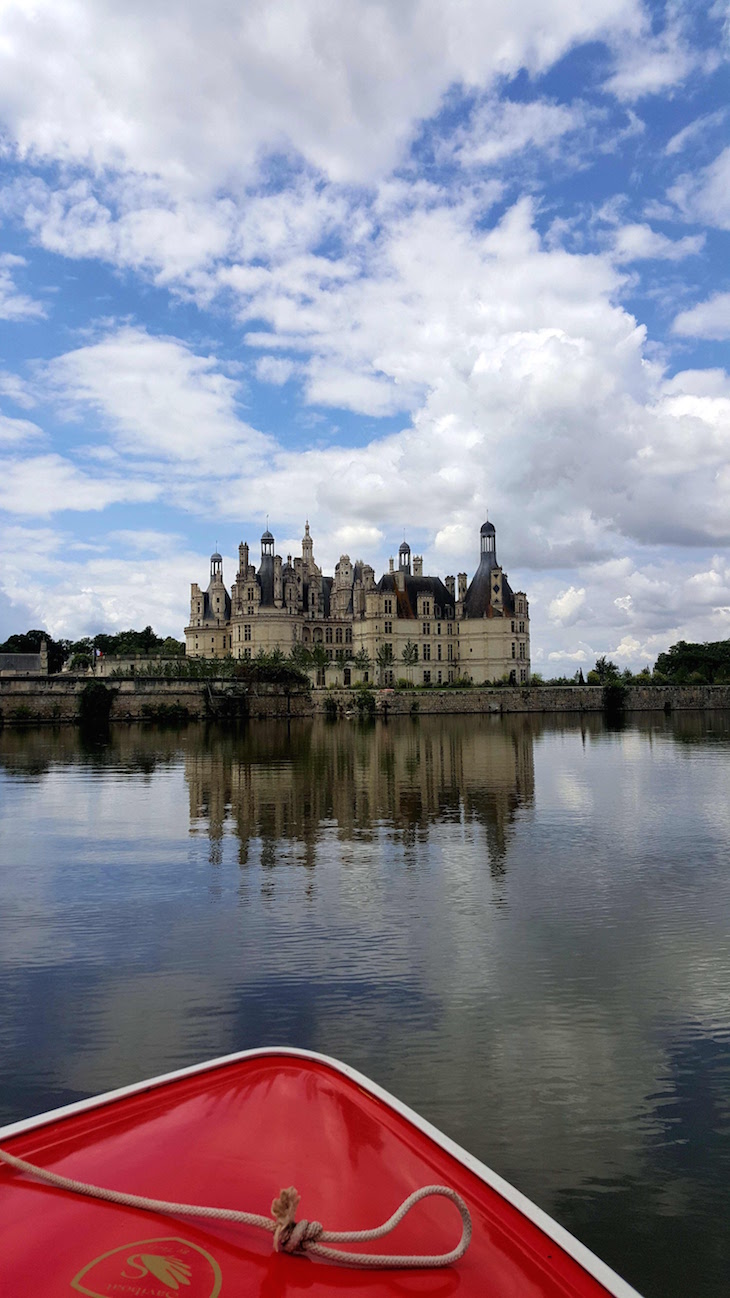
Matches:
[0,0,729,672]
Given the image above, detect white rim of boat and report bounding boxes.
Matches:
[0,1045,643,1298]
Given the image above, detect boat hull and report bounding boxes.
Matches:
[0,1047,642,1297]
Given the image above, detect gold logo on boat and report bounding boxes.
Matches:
[70,1236,221,1298]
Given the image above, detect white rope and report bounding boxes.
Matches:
[0,1147,471,1269]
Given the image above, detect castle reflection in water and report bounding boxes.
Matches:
[183,716,536,877]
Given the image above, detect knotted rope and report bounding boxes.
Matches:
[0,1146,471,1268]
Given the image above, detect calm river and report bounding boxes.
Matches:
[1,712,729,1296]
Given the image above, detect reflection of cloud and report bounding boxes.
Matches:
[1,709,730,1288]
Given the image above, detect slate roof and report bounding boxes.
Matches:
[376,572,455,619]
[0,653,43,673]
[258,554,274,606]
[463,558,515,618]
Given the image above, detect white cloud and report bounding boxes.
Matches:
[0,1,726,668]
[0,253,44,319]
[451,96,591,167]
[0,369,36,409]
[0,525,199,637]
[611,223,704,262]
[0,0,642,189]
[0,412,43,445]
[0,454,159,516]
[665,109,727,156]
[605,14,717,101]
[672,291,730,339]
[548,586,587,625]
[668,146,730,229]
[46,326,273,464]
[547,647,587,662]
[255,356,298,386]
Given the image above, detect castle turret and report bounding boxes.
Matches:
[302,520,314,568]
[463,516,515,618]
[274,554,283,606]
[258,527,275,606]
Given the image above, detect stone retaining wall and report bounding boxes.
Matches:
[1,675,729,725]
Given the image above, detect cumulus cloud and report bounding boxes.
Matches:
[0,0,727,671]
[0,525,199,637]
[0,253,44,319]
[549,586,587,626]
[668,146,730,228]
[0,0,643,189]
[611,223,704,262]
[605,11,717,100]
[45,326,273,465]
[672,292,730,339]
[255,356,298,386]
[0,454,159,516]
[0,412,43,445]
[450,96,592,168]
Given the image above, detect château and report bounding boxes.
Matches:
[185,517,530,685]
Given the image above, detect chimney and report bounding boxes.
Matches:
[445,575,455,598]
[413,555,423,577]
[239,541,249,574]
[389,557,395,573]
[458,572,467,601]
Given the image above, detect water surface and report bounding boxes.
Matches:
[1,712,729,1297]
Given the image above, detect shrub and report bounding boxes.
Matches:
[78,681,116,727]
[355,687,376,718]
[602,681,627,714]
[140,702,191,724]
[323,694,339,720]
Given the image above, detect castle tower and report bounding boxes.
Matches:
[480,518,497,567]
[302,520,314,568]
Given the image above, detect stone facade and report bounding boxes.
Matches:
[185,519,531,686]
[3,678,730,726]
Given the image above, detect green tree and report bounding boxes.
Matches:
[654,638,730,684]
[289,643,312,670]
[593,656,620,683]
[401,638,418,683]
[376,642,395,684]
[352,647,371,679]
[309,642,329,686]
[161,636,185,656]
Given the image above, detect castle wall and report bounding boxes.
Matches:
[2,677,730,725]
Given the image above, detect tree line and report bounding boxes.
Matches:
[533,640,730,687]
[0,626,185,674]
[1,627,728,686]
